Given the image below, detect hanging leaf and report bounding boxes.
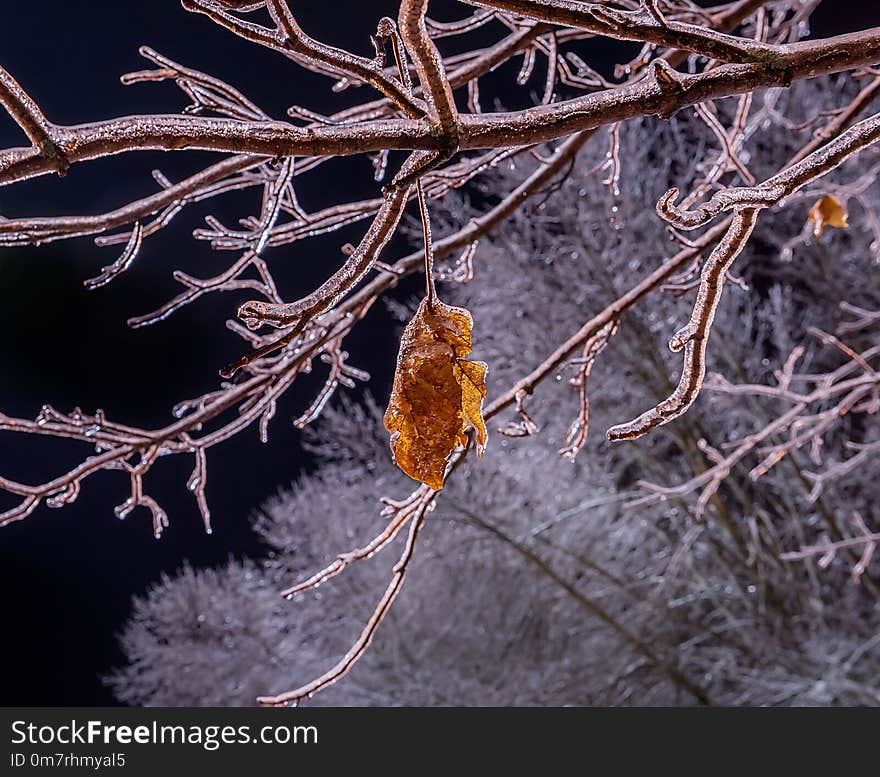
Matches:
[385,298,488,490]
[809,194,848,237]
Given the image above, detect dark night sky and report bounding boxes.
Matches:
[1,2,879,706]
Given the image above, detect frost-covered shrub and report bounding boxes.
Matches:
[109,79,880,707]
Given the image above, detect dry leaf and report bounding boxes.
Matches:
[384,298,488,490]
[809,194,848,237]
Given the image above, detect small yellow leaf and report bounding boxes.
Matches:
[384,298,488,490]
[809,194,848,237]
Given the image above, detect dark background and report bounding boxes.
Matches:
[1,2,878,706]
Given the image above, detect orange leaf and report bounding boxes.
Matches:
[384,298,488,490]
[808,194,848,237]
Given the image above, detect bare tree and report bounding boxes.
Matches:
[4,1,880,705]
